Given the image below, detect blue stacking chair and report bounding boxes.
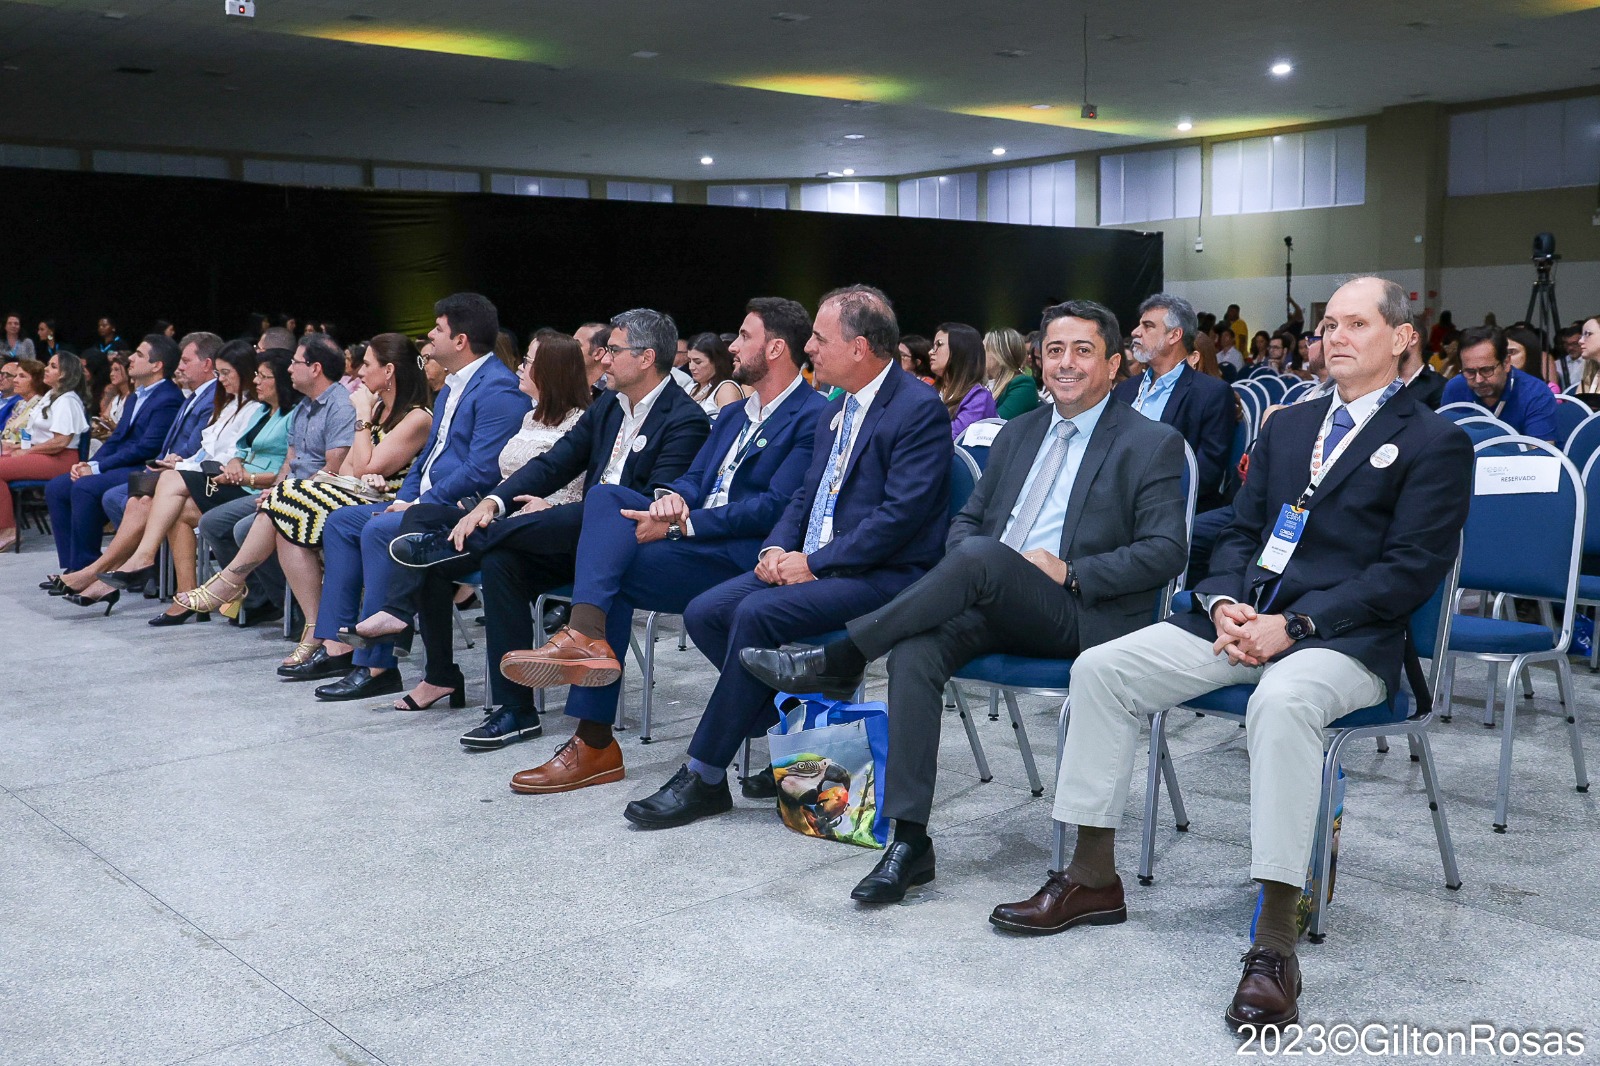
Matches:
[1437,435,1589,831]
[1124,555,1464,940]
[1437,401,1493,422]
[1454,415,1517,448]
[1576,450,1600,674]
[1280,380,1315,404]
[1552,394,1591,446]
[956,418,1005,471]
[950,441,1199,799]
[1254,375,1288,404]
[8,434,91,551]
[1562,409,1600,472]
[1232,385,1262,438]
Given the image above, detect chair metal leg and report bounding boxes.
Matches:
[450,603,473,649]
[1439,652,1458,723]
[1406,732,1421,762]
[739,737,753,779]
[988,690,1000,721]
[951,684,991,783]
[532,595,549,716]
[1375,735,1389,753]
[640,611,658,743]
[1483,662,1499,727]
[1492,660,1524,831]
[1159,735,1189,830]
[1052,696,1072,871]
[1590,607,1599,673]
[157,543,173,600]
[1306,738,1345,943]
[1138,709,1168,886]
[1413,728,1462,890]
[481,637,494,712]
[1556,658,1590,794]
[677,623,687,651]
[1003,691,1044,796]
[620,631,647,733]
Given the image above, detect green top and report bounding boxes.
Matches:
[994,373,1041,420]
[237,408,294,492]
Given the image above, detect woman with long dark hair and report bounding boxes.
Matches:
[685,331,744,416]
[0,353,89,551]
[931,322,995,438]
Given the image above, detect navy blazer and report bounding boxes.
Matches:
[1171,387,1473,699]
[952,399,1189,650]
[95,378,184,472]
[398,357,531,506]
[163,378,218,458]
[765,364,951,577]
[486,378,711,548]
[1113,363,1237,511]
[658,380,829,542]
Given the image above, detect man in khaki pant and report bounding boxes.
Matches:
[990,276,1473,1030]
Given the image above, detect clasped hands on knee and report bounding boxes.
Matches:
[1210,601,1293,666]
[754,546,815,586]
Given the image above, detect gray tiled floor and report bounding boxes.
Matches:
[4,537,1598,1065]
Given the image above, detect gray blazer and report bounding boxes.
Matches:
[950,397,1190,650]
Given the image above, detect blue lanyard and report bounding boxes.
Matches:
[708,417,764,499]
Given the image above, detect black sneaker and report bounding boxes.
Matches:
[389,531,471,569]
[459,707,543,750]
[624,764,734,829]
[741,764,778,800]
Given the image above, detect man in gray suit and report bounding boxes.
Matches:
[744,299,1190,903]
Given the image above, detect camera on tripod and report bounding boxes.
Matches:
[1532,231,1557,272]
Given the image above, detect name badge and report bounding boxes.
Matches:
[1370,443,1399,469]
[1257,504,1307,575]
[631,436,647,453]
[756,437,767,448]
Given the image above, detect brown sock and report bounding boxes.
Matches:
[1252,880,1302,958]
[574,718,613,749]
[568,603,606,640]
[1065,825,1117,888]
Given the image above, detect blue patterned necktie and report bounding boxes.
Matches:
[804,394,860,554]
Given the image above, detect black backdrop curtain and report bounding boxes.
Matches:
[6,166,1161,348]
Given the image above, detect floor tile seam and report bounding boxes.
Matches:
[2,788,395,1066]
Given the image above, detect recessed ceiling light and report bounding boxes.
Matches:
[772,12,811,21]
[841,168,855,176]
[103,10,126,19]
[1176,120,1193,131]
[1029,103,1053,111]
[844,133,865,140]
[1270,61,1293,76]
[699,155,714,165]
[2,64,19,72]
[631,50,659,59]
[991,147,1007,156]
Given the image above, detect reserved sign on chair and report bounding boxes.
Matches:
[1473,456,1560,495]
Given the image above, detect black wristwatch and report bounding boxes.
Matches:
[666,521,684,541]
[1064,559,1081,597]
[1284,612,1316,641]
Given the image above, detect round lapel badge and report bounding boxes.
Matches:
[1370,443,1399,469]
[631,436,647,453]
[756,437,768,448]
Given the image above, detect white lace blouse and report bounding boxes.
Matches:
[496,406,585,504]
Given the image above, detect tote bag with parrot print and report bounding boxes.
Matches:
[765,693,890,849]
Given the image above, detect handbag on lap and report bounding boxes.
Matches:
[765,693,891,849]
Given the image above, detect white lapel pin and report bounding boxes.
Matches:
[631,436,647,453]
[1370,443,1399,469]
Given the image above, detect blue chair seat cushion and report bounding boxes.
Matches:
[1447,614,1556,654]
[1184,684,1411,728]
[1578,575,1600,603]
[954,653,1074,689]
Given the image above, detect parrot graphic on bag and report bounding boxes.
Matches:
[773,754,853,834]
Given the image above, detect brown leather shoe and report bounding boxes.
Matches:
[1225,947,1302,1030]
[510,735,625,794]
[988,871,1127,934]
[500,628,622,689]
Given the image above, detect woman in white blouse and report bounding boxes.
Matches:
[685,332,745,417]
[0,352,90,551]
[56,342,264,610]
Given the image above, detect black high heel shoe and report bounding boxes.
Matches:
[149,607,211,627]
[64,589,121,616]
[41,575,70,596]
[100,564,158,592]
[394,666,467,710]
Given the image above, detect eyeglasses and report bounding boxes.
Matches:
[1460,365,1503,379]
[603,344,646,357]
[289,357,309,366]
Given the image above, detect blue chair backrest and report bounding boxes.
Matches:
[1281,380,1313,403]
[1455,416,1515,448]
[1438,401,1492,423]
[1580,451,1600,557]
[1554,395,1590,446]
[1462,435,1582,604]
[1232,385,1261,431]
[1255,376,1287,404]
[78,434,92,461]
[956,418,1004,471]
[950,447,980,521]
[1564,410,1600,470]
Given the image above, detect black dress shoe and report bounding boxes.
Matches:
[277,646,354,681]
[624,765,734,829]
[851,838,936,903]
[740,646,863,701]
[337,624,414,654]
[315,668,404,702]
[149,608,211,627]
[459,707,543,750]
[741,765,778,800]
[388,531,471,569]
[99,564,158,592]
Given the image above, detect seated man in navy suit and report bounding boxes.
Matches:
[1117,293,1237,513]
[307,293,531,702]
[358,308,710,748]
[495,297,827,794]
[991,277,1472,1031]
[46,333,184,572]
[621,284,952,830]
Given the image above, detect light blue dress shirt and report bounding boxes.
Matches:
[88,379,163,473]
[1002,393,1111,554]
[1130,361,1185,422]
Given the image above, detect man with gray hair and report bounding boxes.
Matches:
[990,276,1473,1031]
[1117,293,1237,513]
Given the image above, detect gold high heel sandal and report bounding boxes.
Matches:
[281,623,320,667]
[176,572,246,619]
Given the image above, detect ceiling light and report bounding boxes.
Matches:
[991,147,1006,156]
[844,133,865,140]
[103,10,126,19]
[1270,61,1293,76]
[772,12,811,22]
[841,168,855,176]
[1176,120,1193,131]
[994,49,1028,59]
[631,50,659,59]
[699,155,714,165]
[1029,103,1053,111]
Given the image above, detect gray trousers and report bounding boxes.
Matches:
[1054,622,1385,886]
[847,537,1080,825]
[196,494,285,609]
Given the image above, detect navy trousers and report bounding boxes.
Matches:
[682,566,921,769]
[564,484,758,725]
[46,468,136,569]
[317,503,407,671]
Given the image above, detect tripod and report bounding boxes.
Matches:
[1524,259,1564,385]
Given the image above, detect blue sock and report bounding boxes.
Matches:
[687,757,726,785]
